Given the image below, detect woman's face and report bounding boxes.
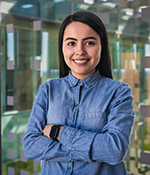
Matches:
[62,22,102,79]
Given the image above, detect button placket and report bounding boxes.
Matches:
[68,167,71,171]
[72,83,81,128]
[74,103,78,107]
[78,80,82,84]
[67,162,72,174]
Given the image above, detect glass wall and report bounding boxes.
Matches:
[0,0,150,174]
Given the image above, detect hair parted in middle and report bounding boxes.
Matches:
[58,11,113,79]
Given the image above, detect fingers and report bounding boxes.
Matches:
[43,124,53,138]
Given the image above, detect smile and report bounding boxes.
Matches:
[74,60,89,63]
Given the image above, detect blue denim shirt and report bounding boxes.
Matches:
[23,70,135,175]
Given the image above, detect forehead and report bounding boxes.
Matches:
[63,22,99,39]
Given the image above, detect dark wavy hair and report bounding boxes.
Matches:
[58,11,113,79]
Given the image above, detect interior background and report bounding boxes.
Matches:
[0,0,150,174]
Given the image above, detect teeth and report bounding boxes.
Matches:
[74,60,87,63]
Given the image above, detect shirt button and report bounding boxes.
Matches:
[78,80,82,84]
[71,125,74,127]
[74,103,78,107]
[68,167,71,171]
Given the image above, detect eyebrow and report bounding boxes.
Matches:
[64,36,97,41]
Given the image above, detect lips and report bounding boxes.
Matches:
[74,60,88,63]
[73,59,89,65]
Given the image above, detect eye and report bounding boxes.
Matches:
[68,42,76,46]
[86,41,95,45]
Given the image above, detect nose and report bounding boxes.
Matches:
[75,43,86,55]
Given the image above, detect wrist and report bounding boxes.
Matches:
[56,126,63,140]
[49,125,63,142]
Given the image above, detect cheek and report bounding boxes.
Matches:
[96,51,101,61]
[63,46,69,58]
[96,46,101,59]
[63,51,71,67]
[91,48,101,60]
[63,49,74,62]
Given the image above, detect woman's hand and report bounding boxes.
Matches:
[43,124,53,138]
[43,124,64,140]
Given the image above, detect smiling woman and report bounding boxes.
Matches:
[23,11,135,175]
[58,11,113,79]
[62,22,101,79]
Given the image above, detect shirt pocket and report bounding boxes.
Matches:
[81,112,107,132]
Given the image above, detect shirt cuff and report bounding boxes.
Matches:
[59,125,79,150]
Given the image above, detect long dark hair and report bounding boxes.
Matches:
[58,11,113,79]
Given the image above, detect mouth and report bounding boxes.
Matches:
[72,59,90,66]
[73,59,89,63]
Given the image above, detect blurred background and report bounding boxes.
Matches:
[0,0,150,174]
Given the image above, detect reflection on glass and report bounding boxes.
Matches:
[7,33,14,61]
[42,32,49,73]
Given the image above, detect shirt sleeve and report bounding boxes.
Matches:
[23,83,74,162]
[59,83,135,165]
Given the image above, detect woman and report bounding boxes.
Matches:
[23,11,135,175]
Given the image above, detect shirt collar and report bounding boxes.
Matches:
[66,70,101,88]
